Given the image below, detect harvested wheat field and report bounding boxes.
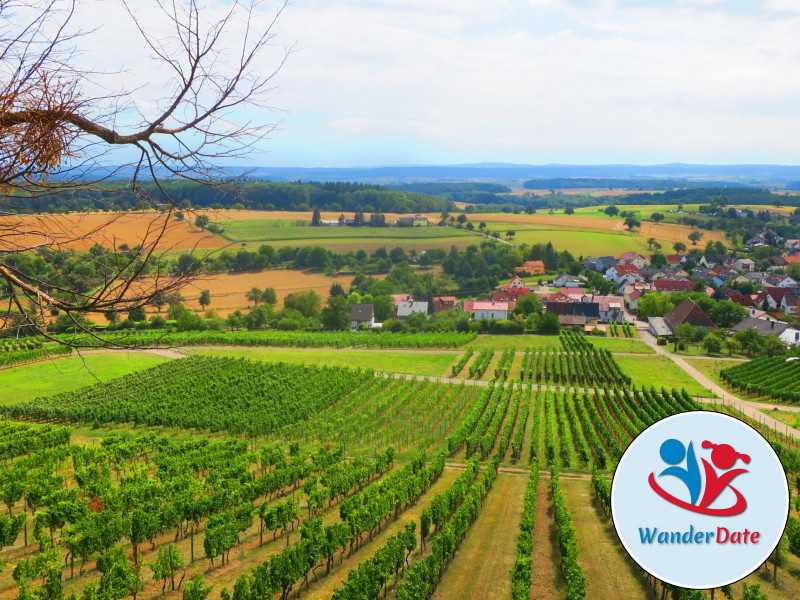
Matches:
[176,270,371,315]
[638,221,727,246]
[1,211,224,252]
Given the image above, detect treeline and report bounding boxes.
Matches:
[9,181,452,215]
[389,182,512,204]
[522,178,737,191]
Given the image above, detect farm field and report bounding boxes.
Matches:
[588,336,653,354]
[0,211,223,252]
[185,347,459,377]
[173,269,367,315]
[615,355,712,397]
[1,333,799,600]
[217,218,480,251]
[0,352,170,403]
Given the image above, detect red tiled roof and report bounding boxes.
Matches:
[472,301,509,311]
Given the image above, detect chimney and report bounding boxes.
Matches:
[771,321,775,330]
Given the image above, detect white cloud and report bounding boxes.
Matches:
[62,0,800,166]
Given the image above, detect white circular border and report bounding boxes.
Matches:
[610,411,790,590]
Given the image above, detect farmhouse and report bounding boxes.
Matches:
[432,296,458,312]
[472,300,509,321]
[515,260,545,275]
[653,279,694,293]
[396,301,428,321]
[554,273,582,288]
[349,304,375,330]
[605,264,640,284]
[663,298,718,331]
[396,215,429,227]
[618,252,650,269]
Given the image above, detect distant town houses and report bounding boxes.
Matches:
[395,300,429,321]
[515,260,545,275]
[617,252,650,270]
[349,304,375,330]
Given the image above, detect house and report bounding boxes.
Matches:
[700,254,733,268]
[503,275,528,289]
[545,301,600,322]
[472,300,509,321]
[746,271,767,284]
[746,234,767,247]
[397,215,429,226]
[765,287,791,309]
[492,289,530,303]
[605,264,640,284]
[391,294,413,306]
[396,301,428,321]
[558,314,587,327]
[712,271,738,288]
[618,252,650,269]
[625,288,644,311]
[593,295,625,322]
[516,260,545,275]
[432,296,458,312]
[780,293,800,315]
[732,316,791,337]
[734,258,755,272]
[653,279,694,293]
[784,254,800,264]
[663,298,718,331]
[583,256,617,272]
[666,254,683,266]
[785,239,800,250]
[554,273,581,288]
[648,317,674,337]
[765,274,797,288]
[349,304,375,330]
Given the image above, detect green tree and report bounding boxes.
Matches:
[733,328,764,356]
[536,312,560,335]
[564,207,574,215]
[650,253,668,268]
[226,310,245,331]
[198,290,211,310]
[262,287,278,306]
[762,334,786,357]
[624,216,641,231]
[149,544,184,593]
[321,296,351,331]
[604,205,619,217]
[702,333,723,355]
[637,292,675,319]
[98,546,143,600]
[127,307,146,322]
[651,212,665,224]
[674,323,695,352]
[673,241,687,254]
[283,290,321,317]
[245,287,263,307]
[688,230,703,245]
[506,230,516,239]
[194,215,210,231]
[311,207,321,226]
[183,575,213,600]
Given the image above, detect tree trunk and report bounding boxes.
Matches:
[190,525,195,562]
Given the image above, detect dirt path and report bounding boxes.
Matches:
[559,478,651,599]
[304,469,460,600]
[530,479,562,600]
[434,471,528,600]
[638,329,800,441]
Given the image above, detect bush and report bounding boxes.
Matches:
[657,337,668,346]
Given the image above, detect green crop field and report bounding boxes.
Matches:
[185,347,459,377]
[615,354,713,397]
[492,225,653,255]
[216,218,479,249]
[0,352,171,403]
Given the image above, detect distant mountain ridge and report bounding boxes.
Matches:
[94,163,800,186]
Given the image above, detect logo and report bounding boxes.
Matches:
[611,411,789,590]
[648,439,750,516]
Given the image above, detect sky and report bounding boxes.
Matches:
[67,0,800,167]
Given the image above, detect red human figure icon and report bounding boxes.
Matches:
[698,441,750,510]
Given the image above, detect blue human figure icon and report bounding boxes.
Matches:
[658,438,701,505]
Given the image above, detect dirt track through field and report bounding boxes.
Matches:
[530,479,562,600]
[434,471,528,600]
[560,478,651,599]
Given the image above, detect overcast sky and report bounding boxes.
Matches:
[73,0,800,167]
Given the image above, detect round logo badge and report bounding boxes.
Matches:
[611,411,789,589]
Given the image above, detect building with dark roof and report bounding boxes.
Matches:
[663,298,718,331]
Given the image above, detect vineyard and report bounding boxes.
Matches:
[720,357,800,402]
[2,335,800,600]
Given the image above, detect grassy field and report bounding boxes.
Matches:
[184,347,459,376]
[590,337,654,354]
[469,334,561,350]
[616,354,713,397]
[0,352,171,403]
[216,218,480,251]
